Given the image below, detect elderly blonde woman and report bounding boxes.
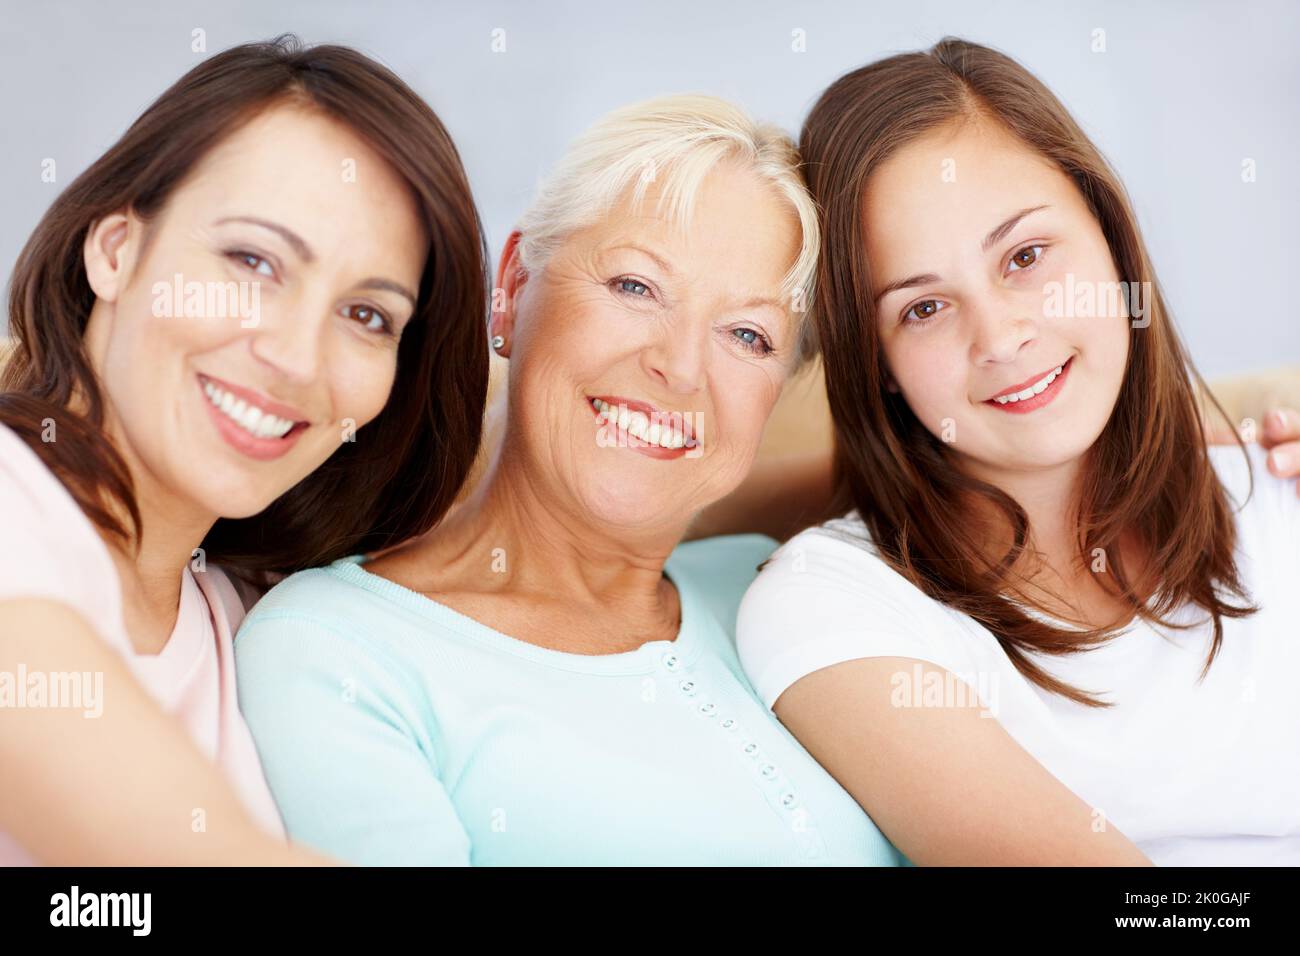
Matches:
[233,94,903,865]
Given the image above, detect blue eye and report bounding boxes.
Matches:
[615,277,652,297]
[1007,244,1044,272]
[902,299,946,324]
[732,326,773,356]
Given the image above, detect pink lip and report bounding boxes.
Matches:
[197,373,309,461]
[199,372,309,421]
[586,394,699,461]
[588,394,698,447]
[983,357,1072,414]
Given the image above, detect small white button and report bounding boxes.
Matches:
[760,763,777,779]
[661,652,681,671]
[679,680,697,696]
[742,741,759,758]
[720,718,737,731]
[780,791,798,808]
[698,702,717,717]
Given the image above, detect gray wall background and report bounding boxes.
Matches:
[2,0,1296,377]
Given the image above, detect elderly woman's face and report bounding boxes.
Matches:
[504,163,803,531]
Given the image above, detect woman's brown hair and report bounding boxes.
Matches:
[799,37,1255,705]
[1,34,490,575]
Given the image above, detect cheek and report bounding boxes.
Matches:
[1069,305,1131,390]
[518,297,630,403]
[328,348,400,428]
[106,283,241,401]
[712,367,782,455]
[887,336,965,417]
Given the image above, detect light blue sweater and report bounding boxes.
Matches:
[234,534,903,866]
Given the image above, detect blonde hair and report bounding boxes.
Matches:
[515,93,820,362]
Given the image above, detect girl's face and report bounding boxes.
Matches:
[83,104,428,521]
[863,117,1130,484]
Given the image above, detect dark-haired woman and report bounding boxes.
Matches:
[0,37,488,864]
[737,38,1300,866]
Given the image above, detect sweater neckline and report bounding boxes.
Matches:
[325,550,703,675]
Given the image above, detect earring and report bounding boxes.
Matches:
[491,334,505,350]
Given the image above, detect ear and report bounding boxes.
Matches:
[83,211,138,303]
[490,229,529,358]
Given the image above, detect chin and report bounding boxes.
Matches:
[987,439,1093,473]
[577,486,669,531]
[191,472,286,521]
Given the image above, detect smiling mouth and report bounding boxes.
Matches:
[586,395,698,451]
[986,357,1072,408]
[198,373,309,441]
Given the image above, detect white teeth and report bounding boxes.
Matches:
[591,398,689,450]
[993,364,1065,405]
[202,378,297,439]
[240,404,263,433]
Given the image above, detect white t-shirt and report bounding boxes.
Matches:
[736,443,1300,866]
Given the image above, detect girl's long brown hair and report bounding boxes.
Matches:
[799,37,1255,705]
[2,34,490,576]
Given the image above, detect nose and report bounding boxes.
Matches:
[967,293,1038,367]
[641,314,708,395]
[246,296,328,387]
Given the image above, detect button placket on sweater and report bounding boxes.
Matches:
[658,649,827,860]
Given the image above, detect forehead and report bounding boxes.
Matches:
[862,118,1074,256]
[580,163,801,295]
[169,104,424,241]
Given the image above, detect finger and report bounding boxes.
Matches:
[1260,408,1300,449]
[1265,440,1299,480]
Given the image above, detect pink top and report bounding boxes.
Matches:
[0,422,285,864]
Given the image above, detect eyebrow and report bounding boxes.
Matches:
[215,216,417,307]
[357,277,418,308]
[873,272,942,307]
[872,204,1051,306]
[980,204,1049,253]
[608,243,676,275]
[215,216,316,263]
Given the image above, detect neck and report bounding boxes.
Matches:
[101,421,217,629]
[431,440,687,618]
[966,454,1089,597]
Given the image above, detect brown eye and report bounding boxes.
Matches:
[343,304,392,334]
[903,299,946,324]
[226,250,276,278]
[1007,245,1043,272]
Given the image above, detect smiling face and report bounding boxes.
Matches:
[83,103,428,520]
[498,160,803,532]
[864,116,1130,485]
